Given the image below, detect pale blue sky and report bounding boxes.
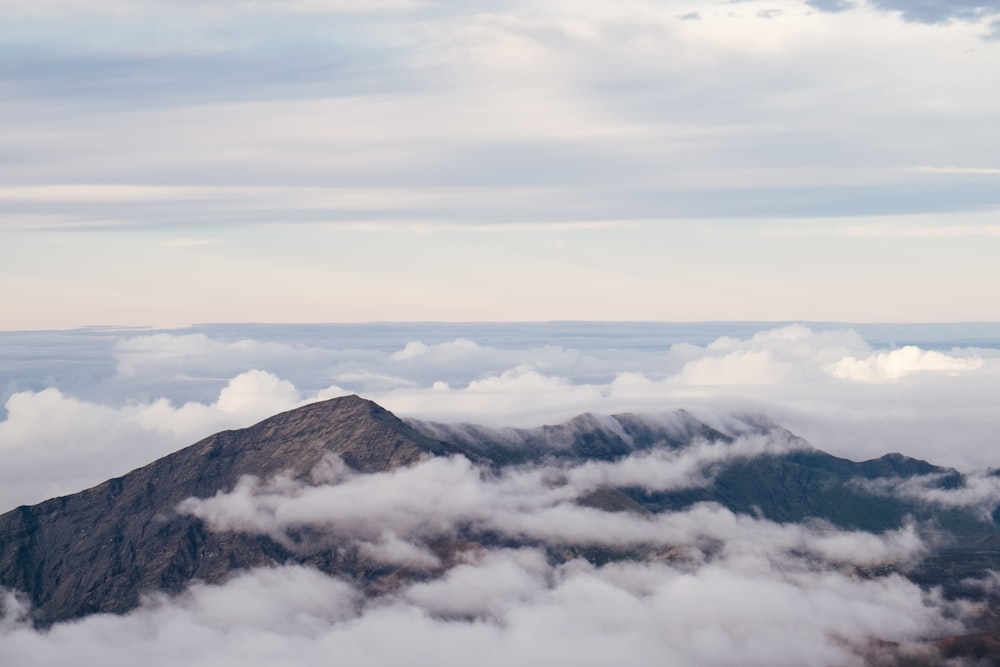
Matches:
[3,0,1000,327]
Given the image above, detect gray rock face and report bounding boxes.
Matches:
[0,395,458,625]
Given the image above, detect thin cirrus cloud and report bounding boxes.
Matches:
[908,166,1000,175]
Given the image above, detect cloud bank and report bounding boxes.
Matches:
[0,442,969,667]
[0,553,962,667]
[2,322,997,664]
[1,323,999,509]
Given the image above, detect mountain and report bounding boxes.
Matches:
[2,395,999,635]
[0,396,461,625]
[407,409,734,465]
[409,414,985,536]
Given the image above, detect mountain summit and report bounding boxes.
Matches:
[0,395,458,625]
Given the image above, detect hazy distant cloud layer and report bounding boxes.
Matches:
[2,323,1000,510]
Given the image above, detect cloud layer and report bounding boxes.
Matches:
[2,322,999,509]
[0,441,971,667]
[3,322,997,664]
[3,0,1000,326]
[0,553,962,667]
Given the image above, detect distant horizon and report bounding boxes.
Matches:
[8,318,1000,332]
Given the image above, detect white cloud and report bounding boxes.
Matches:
[5,320,998,664]
[0,552,962,667]
[0,456,961,667]
[402,548,550,619]
[214,369,299,414]
[0,370,318,509]
[674,350,789,385]
[826,346,984,383]
[179,447,926,567]
[908,166,1000,175]
[855,471,1000,520]
[3,323,1000,509]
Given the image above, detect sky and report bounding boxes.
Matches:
[3,0,1000,327]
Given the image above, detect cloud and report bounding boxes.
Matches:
[3,322,1000,509]
[158,238,222,248]
[0,0,424,17]
[908,166,1000,175]
[855,470,1000,520]
[0,550,965,667]
[4,0,1000,245]
[760,222,1000,239]
[674,350,789,385]
[0,370,318,509]
[5,321,998,664]
[213,369,299,414]
[804,0,855,12]
[826,346,984,383]
[804,0,1000,24]
[865,0,1000,25]
[401,548,550,619]
[0,443,966,667]
[178,445,925,567]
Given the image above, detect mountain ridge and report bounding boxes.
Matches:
[1,394,998,631]
[0,395,459,625]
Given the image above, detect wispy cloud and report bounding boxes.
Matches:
[158,238,223,248]
[329,221,644,234]
[907,166,1000,175]
[759,223,1000,239]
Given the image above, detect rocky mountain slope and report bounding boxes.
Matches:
[2,394,999,652]
[0,396,461,625]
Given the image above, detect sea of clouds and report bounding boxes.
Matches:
[2,322,1000,665]
[0,443,980,666]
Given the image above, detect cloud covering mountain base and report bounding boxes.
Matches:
[0,444,982,667]
[0,556,968,667]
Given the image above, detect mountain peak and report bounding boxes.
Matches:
[0,394,454,625]
[3,396,998,631]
